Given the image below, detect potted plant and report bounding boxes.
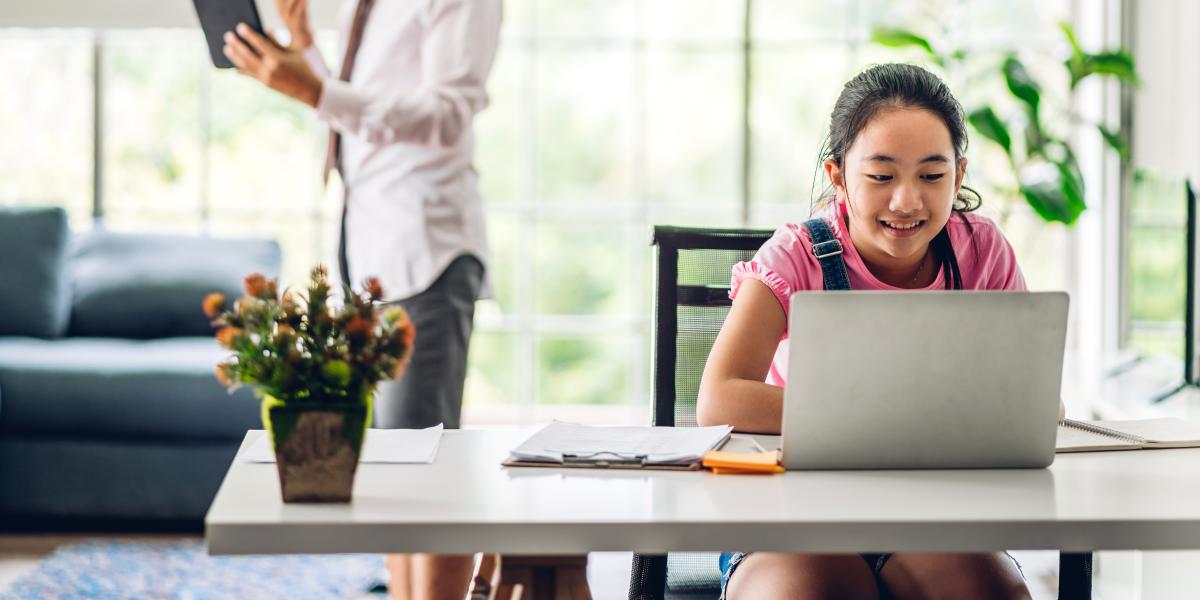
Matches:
[204,266,415,502]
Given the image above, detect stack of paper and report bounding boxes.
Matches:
[507,421,733,468]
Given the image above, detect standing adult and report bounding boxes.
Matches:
[222,0,500,429]
[223,1,502,596]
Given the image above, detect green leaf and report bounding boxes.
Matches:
[1018,158,1087,225]
[1002,56,1041,120]
[1056,152,1087,219]
[1068,50,1138,89]
[1098,125,1130,160]
[967,106,1012,154]
[1020,181,1066,223]
[1024,119,1047,158]
[870,27,942,65]
[1059,21,1084,59]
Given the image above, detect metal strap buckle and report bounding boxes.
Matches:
[811,239,843,260]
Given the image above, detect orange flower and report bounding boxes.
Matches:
[364,277,385,301]
[345,316,372,343]
[243,273,276,300]
[391,359,409,380]
[216,326,243,349]
[401,321,415,352]
[214,364,233,386]
[392,314,416,365]
[202,293,226,319]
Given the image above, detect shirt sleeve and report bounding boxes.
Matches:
[729,225,806,320]
[304,45,332,81]
[316,0,501,148]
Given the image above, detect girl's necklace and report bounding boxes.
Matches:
[910,253,929,285]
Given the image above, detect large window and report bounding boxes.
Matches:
[0,0,1090,425]
[1124,170,1188,360]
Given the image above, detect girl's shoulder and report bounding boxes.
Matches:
[945,211,1012,250]
[741,221,826,287]
[944,211,1026,289]
[761,221,829,266]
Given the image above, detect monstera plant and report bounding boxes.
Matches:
[872,22,1137,225]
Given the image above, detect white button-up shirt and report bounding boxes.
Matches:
[305,0,500,301]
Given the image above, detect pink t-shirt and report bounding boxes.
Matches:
[730,210,1028,387]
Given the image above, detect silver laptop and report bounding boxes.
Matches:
[781,291,1067,470]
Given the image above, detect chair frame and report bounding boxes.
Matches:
[631,225,1093,600]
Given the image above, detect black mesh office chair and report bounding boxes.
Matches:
[628,225,1093,600]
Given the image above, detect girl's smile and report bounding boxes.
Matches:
[879,218,926,237]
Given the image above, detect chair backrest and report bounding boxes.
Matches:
[638,226,772,596]
[651,226,774,429]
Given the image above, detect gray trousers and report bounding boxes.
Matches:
[372,254,484,429]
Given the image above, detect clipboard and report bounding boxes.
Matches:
[501,424,763,470]
[502,451,702,471]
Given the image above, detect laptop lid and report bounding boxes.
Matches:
[781,291,1067,470]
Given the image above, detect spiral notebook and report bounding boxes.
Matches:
[1056,418,1200,453]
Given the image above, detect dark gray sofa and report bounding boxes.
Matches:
[0,206,278,529]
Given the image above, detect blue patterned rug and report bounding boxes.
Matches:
[2,539,386,599]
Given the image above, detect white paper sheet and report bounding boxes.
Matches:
[509,421,733,466]
[239,424,444,463]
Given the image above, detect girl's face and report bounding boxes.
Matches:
[824,107,966,267]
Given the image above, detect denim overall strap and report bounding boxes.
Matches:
[802,218,851,291]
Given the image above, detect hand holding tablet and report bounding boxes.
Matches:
[192,0,265,69]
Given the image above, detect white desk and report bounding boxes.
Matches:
[206,429,1200,556]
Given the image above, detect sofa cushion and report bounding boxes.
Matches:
[0,337,261,440]
[67,231,282,338]
[0,206,71,338]
[0,436,242,521]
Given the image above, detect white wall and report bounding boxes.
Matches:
[0,0,340,31]
[1132,0,1200,181]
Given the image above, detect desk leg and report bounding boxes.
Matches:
[495,555,591,600]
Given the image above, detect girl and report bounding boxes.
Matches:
[697,63,1043,599]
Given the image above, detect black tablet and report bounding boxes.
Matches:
[192,0,265,69]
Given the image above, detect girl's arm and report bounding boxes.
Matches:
[696,279,788,434]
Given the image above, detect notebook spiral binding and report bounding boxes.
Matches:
[1059,419,1145,444]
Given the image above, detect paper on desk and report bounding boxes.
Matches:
[239,424,443,463]
[509,421,733,466]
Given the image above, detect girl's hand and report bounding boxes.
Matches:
[275,0,314,49]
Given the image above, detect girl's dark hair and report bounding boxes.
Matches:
[816,63,980,289]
